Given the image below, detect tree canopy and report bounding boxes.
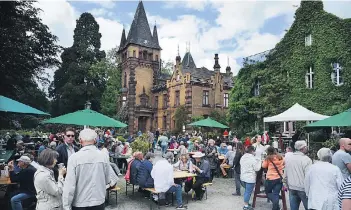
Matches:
[50,13,106,116]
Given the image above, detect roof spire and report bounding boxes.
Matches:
[122,1,161,51]
[177,44,180,56]
[226,56,231,74]
[176,44,181,63]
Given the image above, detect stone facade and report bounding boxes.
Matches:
[118,1,233,134]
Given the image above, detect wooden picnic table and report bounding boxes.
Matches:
[173,171,197,179]
[0,177,16,185]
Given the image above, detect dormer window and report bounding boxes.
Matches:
[155,55,159,61]
[331,63,343,86]
[305,34,312,46]
[305,66,314,89]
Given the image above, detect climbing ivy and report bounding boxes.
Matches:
[229,1,351,136]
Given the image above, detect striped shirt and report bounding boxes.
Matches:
[338,176,351,209]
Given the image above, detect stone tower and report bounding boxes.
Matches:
[117,1,161,134]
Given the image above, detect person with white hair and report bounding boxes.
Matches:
[220,145,236,177]
[284,140,312,210]
[62,128,110,210]
[304,148,343,210]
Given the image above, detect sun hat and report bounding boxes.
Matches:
[192,152,205,158]
[16,156,31,164]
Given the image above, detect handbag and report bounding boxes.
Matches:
[268,159,283,182]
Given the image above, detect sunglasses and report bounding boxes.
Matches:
[66,135,75,138]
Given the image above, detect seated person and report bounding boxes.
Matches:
[218,143,228,156]
[177,141,188,155]
[100,141,122,176]
[137,152,155,188]
[8,156,37,210]
[173,154,193,185]
[173,154,193,172]
[130,152,143,185]
[151,153,187,210]
[184,152,210,200]
[219,145,236,177]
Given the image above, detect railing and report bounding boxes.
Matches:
[243,49,274,66]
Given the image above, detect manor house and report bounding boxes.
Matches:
[117,1,234,134]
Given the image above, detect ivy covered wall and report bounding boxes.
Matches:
[229,1,351,136]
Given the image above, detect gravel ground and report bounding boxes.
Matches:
[105,151,300,210]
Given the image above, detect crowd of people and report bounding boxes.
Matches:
[1,128,351,210]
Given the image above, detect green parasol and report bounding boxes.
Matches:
[304,109,351,131]
[42,109,127,128]
[0,95,49,115]
[188,117,229,129]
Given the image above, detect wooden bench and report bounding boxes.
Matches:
[202,182,212,200]
[106,186,121,205]
[185,182,213,203]
[125,180,136,195]
[223,165,234,178]
[143,188,174,208]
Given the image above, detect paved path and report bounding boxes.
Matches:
[106,151,300,210]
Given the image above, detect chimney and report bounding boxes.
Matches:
[213,53,221,72]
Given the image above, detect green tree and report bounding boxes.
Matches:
[100,48,122,117]
[161,60,174,75]
[209,110,228,125]
[0,1,59,105]
[174,105,188,133]
[50,13,105,116]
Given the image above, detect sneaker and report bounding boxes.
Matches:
[176,205,187,209]
[243,206,253,210]
[117,173,122,176]
[232,193,241,196]
[165,202,170,207]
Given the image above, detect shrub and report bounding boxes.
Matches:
[130,134,150,154]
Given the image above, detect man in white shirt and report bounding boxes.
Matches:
[284,140,312,210]
[151,157,187,209]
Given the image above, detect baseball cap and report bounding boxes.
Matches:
[16,156,31,163]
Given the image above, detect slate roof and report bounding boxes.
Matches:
[119,1,161,51]
[181,52,196,69]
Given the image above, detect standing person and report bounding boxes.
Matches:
[56,128,79,167]
[8,156,37,210]
[62,129,110,210]
[252,135,265,159]
[240,146,262,210]
[204,139,217,181]
[232,142,244,196]
[284,140,312,210]
[262,146,285,210]
[332,138,351,179]
[305,148,343,210]
[262,131,270,145]
[34,149,66,210]
[159,133,169,157]
[338,176,351,210]
[147,131,154,152]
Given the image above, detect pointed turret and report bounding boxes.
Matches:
[214,53,221,72]
[123,1,161,50]
[226,57,231,74]
[152,25,161,48]
[118,28,126,51]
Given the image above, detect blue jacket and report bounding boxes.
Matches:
[130,159,142,185]
[137,160,154,188]
[195,159,211,179]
